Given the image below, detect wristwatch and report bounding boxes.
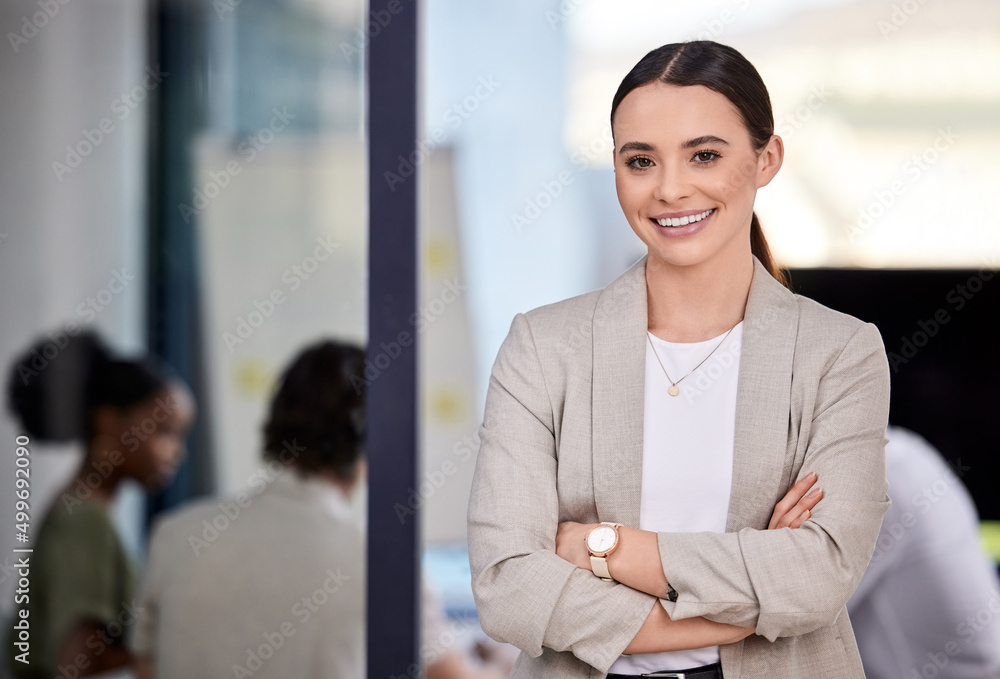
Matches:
[585,522,622,581]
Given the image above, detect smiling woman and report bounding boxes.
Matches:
[468,41,891,679]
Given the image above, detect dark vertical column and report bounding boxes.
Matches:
[366,0,420,676]
[146,0,214,520]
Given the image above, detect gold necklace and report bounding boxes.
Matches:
[646,325,737,397]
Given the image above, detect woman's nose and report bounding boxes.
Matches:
[652,165,693,204]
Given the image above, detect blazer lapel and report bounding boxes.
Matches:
[727,258,800,531]
[589,256,800,532]
[591,257,648,527]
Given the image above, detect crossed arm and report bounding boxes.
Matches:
[554,473,824,653]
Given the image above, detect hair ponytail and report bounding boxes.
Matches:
[750,213,788,288]
[7,331,171,443]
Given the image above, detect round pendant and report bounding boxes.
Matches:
[668,385,680,397]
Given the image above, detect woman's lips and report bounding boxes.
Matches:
[649,208,715,236]
[651,208,715,227]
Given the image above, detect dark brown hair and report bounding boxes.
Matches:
[610,41,788,287]
[7,330,173,443]
[262,340,366,478]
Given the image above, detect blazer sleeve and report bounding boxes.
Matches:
[467,313,655,672]
[656,322,892,642]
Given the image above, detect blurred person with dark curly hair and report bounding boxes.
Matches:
[6,331,195,679]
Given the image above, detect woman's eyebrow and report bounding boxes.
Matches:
[617,141,655,156]
[682,135,729,149]
[617,136,730,156]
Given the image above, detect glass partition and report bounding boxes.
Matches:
[0,0,369,675]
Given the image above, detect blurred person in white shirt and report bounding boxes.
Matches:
[847,426,1000,679]
[132,339,507,679]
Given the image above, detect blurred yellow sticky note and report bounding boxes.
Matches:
[981,521,1000,564]
[234,358,276,399]
[426,237,452,277]
[428,384,466,425]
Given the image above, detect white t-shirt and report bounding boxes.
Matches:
[609,323,742,675]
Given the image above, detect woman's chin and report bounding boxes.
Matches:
[643,234,752,274]
[644,245,714,272]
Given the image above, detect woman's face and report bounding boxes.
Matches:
[612,82,782,272]
[116,382,196,490]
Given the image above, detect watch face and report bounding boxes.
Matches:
[587,525,617,553]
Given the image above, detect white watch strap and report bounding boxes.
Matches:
[591,555,613,581]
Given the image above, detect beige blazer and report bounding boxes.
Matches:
[468,256,891,678]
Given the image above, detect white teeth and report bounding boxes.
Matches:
[656,209,714,227]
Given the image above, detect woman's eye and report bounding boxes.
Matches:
[628,156,653,169]
[693,151,720,163]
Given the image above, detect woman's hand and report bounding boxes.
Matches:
[555,521,597,570]
[555,473,823,576]
[552,475,825,655]
[768,471,823,530]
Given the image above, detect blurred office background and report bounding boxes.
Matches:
[1,0,999,674]
[0,0,370,673]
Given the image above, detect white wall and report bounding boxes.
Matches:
[0,0,150,644]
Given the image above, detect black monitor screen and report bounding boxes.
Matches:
[788,267,999,521]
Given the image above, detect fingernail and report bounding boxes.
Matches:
[807,471,817,481]
[806,487,822,497]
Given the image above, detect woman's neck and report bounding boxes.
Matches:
[70,442,122,506]
[645,252,754,343]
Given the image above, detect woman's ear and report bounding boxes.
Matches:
[755,134,784,189]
